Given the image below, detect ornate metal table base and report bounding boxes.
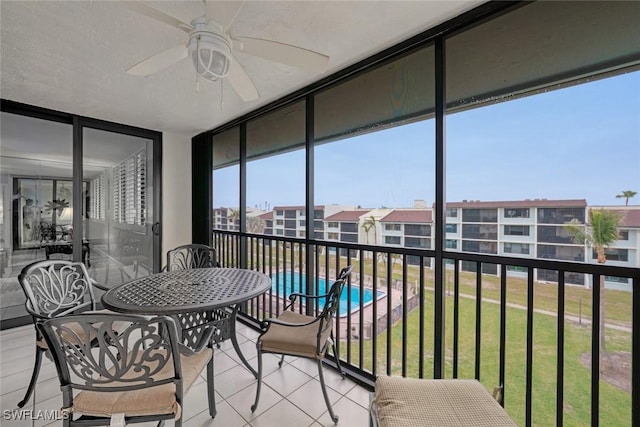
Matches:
[174,305,258,378]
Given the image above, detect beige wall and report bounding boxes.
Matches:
[162,132,192,258]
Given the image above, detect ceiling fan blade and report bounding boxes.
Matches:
[226,57,259,101]
[127,44,189,76]
[207,0,246,31]
[231,37,329,73]
[125,1,193,33]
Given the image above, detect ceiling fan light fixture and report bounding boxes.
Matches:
[188,20,232,81]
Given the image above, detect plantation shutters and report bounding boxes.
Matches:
[113,150,146,225]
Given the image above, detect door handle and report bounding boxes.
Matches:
[152,222,161,236]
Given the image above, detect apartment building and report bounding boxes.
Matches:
[212,207,236,231]
[273,205,353,239]
[445,199,640,288]
[212,207,265,233]
[379,209,433,266]
[324,209,371,257]
[217,200,639,288]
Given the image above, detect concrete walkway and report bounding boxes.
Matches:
[453,291,632,333]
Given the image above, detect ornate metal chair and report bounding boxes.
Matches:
[165,244,220,271]
[251,265,354,423]
[38,313,215,427]
[17,260,102,408]
[164,244,232,351]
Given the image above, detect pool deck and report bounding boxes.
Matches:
[264,270,407,341]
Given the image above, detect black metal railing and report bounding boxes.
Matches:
[212,229,639,427]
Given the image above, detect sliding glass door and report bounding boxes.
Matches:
[82,126,158,290]
[0,104,162,328]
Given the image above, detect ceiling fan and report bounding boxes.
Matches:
[125,1,330,102]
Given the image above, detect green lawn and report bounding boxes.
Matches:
[347,291,632,426]
[249,246,633,425]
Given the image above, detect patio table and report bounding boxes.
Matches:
[102,267,272,378]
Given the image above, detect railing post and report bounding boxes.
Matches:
[633,277,639,427]
[433,35,446,379]
[239,123,247,269]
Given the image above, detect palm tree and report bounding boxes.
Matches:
[229,208,240,231]
[361,215,377,245]
[615,190,637,206]
[565,208,623,355]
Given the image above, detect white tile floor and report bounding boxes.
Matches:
[0,323,371,426]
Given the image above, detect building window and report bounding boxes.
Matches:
[341,223,358,233]
[445,223,457,233]
[445,239,457,249]
[384,236,401,245]
[504,225,530,236]
[276,210,284,216]
[327,232,339,240]
[619,230,629,240]
[462,224,498,240]
[406,237,429,249]
[446,208,458,217]
[537,225,575,244]
[504,242,530,255]
[461,240,497,254]
[462,208,498,223]
[327,221,339,228]
[276,219,283,226]
[299,220,306,227]
[504,208,530,218]
[341,233,358,243]
[593,248,629,262]
[284,210,296,219]
[538,208,585,224]
[384,223,402,231]
[405,224,431,236]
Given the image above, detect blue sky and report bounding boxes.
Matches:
[214,70,639,209]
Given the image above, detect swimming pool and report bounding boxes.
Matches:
[271,274,385,316]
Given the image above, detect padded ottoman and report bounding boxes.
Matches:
[372,376,517,427]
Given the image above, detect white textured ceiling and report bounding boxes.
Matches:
[1,1,484,135]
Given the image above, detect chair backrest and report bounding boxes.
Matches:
[166,244,219,271]
[18,260,96,318]
[317,265,354,344]
[39,314,182,395]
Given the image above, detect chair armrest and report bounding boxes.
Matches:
[24,302,49,322]
[283,291,331,311]
[287,291,330,301]
[90,278,109,291]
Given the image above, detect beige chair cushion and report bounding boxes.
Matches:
[73,347,212,418]
[374,377,517,427]
[260,311,330,359]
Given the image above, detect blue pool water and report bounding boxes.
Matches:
[271,274,385,316]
